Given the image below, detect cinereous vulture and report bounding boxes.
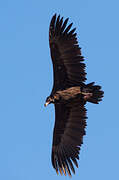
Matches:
[44,14,104,177]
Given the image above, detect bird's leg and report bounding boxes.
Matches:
[81,92,92,101]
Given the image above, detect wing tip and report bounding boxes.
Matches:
[50,14,71,36]
[52,144,81,177]
[53,13,57,18]
[50,13,57,26]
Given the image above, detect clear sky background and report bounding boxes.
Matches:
[0,0,118,179]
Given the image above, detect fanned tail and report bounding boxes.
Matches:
[85,82,104,104]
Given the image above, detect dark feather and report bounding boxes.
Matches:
[51,102,87,176]
[49,14,86,93]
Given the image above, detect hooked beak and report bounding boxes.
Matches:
[44,102,50,107]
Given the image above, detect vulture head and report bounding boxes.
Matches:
[45,94,60,107]
[44,96,55,107]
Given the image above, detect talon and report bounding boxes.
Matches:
[83,93,92,100]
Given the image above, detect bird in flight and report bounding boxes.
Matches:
[44,14,104,177]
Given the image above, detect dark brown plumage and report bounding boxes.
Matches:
[45,14,104,177]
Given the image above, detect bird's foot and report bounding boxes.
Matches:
[82,92,92,100]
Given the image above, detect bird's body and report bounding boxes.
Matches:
[45,14,104,177]
[47,86,93,104]
[52,87,82,102]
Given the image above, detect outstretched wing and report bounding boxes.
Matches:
[52,102,87,176]
[49,14,86,93]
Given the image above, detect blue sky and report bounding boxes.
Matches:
[0,0,119,179]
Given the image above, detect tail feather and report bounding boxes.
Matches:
[85,82,104,104]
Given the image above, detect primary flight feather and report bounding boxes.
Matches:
[45,14,104,177]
